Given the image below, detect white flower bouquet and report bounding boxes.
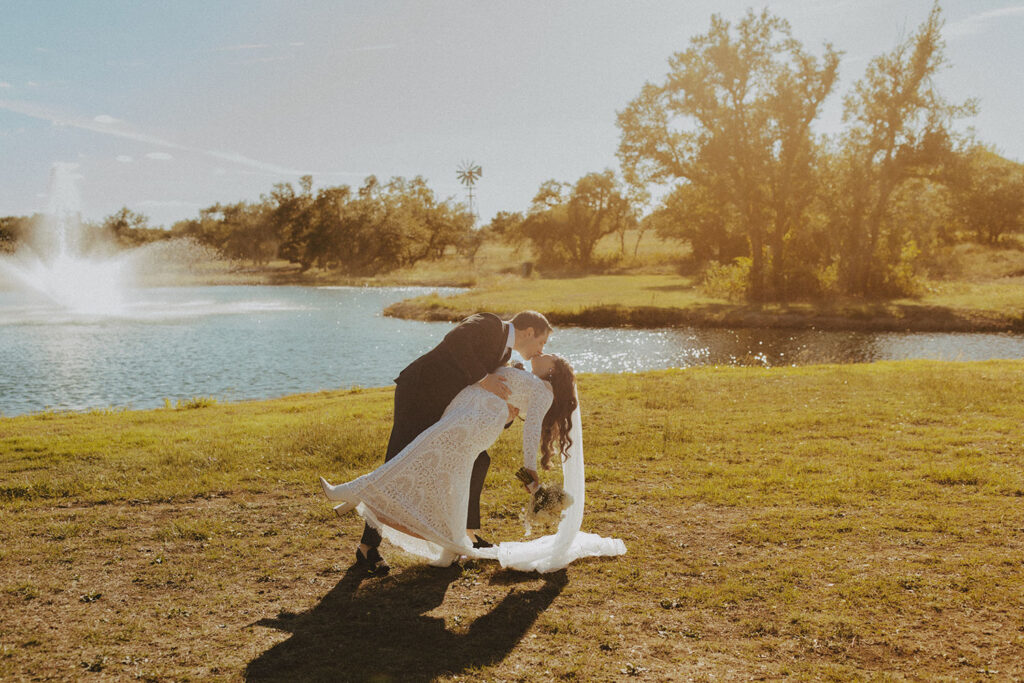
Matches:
[516,467,573,536]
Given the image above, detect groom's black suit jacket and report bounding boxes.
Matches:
[386,312,510,459]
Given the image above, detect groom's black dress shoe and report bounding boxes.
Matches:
[355,546,390,576]
[472,536,493,549]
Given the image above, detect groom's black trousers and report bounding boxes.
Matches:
[360,378,491,548]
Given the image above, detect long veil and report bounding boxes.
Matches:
[476,402,627,572]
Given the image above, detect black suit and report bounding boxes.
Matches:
[361,313,511,547]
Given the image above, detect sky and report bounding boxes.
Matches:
[1,0,1023,228]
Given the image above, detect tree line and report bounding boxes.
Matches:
[1,175,478,276]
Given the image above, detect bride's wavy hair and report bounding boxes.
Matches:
[540,355,577,469]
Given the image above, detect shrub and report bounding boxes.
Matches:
[701,258,751,301]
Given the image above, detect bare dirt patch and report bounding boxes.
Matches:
[3,488,1022,681]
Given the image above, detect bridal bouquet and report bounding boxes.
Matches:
[516,468,573,536]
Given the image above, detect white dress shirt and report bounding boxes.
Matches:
[504,323,515,358]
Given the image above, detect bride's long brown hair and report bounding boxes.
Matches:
[540,356,577,469]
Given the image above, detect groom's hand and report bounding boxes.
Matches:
[480,373,511,400]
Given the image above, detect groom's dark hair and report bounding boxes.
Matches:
[511,310,552,335]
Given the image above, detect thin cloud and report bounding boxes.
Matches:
[946,5,1024,38]
[94,114,121,124]
[146,152,174,161]
[0,82,11,88]
[0,98,317,176]
[116,155,133,163]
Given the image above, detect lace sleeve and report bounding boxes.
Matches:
[521,375,553,471]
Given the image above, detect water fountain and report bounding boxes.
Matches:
[0,164,131,315]
[0,164,225,323]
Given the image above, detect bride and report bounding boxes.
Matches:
[319,353,625,572]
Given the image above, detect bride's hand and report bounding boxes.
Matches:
[479,373,511,399]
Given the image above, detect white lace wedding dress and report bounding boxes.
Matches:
[321,366,626,571]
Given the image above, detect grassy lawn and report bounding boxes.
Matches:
[383,272,1024,332]
[2,362,1023,680]
[910,278,1024,313]
[385,273,713,316]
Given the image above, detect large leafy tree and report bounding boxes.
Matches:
[831,3,975,296]
[617,9,839,300]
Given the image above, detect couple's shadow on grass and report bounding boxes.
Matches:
[245,562,568,682]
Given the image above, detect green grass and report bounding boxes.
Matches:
[386,272,716,318]
[0,385,390,505]
[380,254,1024,331]
[910,277,1024,312]
[2,361,1023,679]
[384,271,1024,332]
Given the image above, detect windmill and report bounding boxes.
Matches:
[456,160,482,223]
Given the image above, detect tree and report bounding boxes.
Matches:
[304,185,352,269]
[102,207,159,247]
[617,9,840,300]
[271,176,315,270]
[218,201,277,265]
[0,215,32,253]
[484,211,524,245]
[832,2,975,296]
[519,171,635,270]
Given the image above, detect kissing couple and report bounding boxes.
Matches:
[319,310,625,574]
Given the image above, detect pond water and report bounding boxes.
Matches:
[1,285,1021,416]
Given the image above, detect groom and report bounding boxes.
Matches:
[355,310,552,575]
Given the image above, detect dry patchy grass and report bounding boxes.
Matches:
[2,362,1024,680]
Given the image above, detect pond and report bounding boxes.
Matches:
[1,285,1022,416]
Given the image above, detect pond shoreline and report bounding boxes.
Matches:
[383,299,1024,333]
